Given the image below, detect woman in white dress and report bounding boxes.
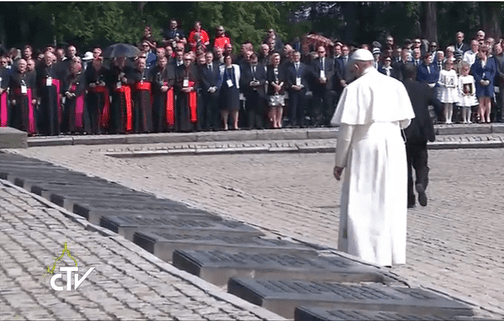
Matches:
[458,62,478,123]
[438,59,458,124]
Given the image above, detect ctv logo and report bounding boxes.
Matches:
[46,242,94,291]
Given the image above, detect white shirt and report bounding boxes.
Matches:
[463,50,477,67]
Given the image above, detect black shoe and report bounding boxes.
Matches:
[407,202,416,209]
[416,183,427,206]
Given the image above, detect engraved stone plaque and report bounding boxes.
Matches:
[133,231,317,262]
[227,278,474,319]
[100,215,263,240]
[295,306,468,321]
[172,250,389,286]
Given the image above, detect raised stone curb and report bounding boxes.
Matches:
[0,127,27,148]
[102,135,503,158]
[25,124,504,147]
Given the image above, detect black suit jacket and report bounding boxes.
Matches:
[311,57,334,90]
[403,79,436,143]
[391,60,411,81]
[285,62,309,90]
[334,55,350,82]
[240,62,266,96]
[198,62,220,92]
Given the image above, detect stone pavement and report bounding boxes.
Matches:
[5,144,503,319]
[0,179,284,321]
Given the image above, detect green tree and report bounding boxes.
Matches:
[189,2,284,52]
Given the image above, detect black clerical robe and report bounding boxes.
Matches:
[36,63,61,135]
[175,64,199,132]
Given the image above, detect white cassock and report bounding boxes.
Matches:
[330,67,415,266]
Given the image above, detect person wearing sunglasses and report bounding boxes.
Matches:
[139,41,156,70]
[213,26,231,51]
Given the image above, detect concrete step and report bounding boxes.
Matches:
[23,124,504,147]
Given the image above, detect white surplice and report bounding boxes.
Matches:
[331,67,415,266]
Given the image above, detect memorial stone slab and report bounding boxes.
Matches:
[294,306,476,321]
[30,183,141,201]
[133,231,317,262]
[100,215,262,240]
[16,177,111,192]
[172,250,389,287]
[227,278,474,319]
[49,192,160,212]
[74,202,201,221]
[0,167,73,183]
[88,209,215,225]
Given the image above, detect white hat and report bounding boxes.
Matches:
[351,49,374,61]
[82,51,93,61]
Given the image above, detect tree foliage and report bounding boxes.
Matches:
[0,2,503,54]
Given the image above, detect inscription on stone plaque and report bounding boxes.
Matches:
[133,231,316,261]
[294,306,456,321]
[227,278,474,319]
[172,250,388,286]
[100,215,262,240]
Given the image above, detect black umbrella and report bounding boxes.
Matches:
[103,43,140,59]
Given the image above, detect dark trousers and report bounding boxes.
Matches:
[494,85,503,122]
[406,141,429,205]
[38,88,60,136]
[312,87,335,126]
[199,91,219,131]
[245,91,265,129]
[288,89,306,127]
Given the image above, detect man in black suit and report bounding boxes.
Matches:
[311,46,335,126]
[401,64,436,208]
[240,53,266,129]
[198,51,220,131]
[286,51,309,127]
[334,44,350,91]
[392,47,412,80]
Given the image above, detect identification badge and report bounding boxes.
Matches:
[320,70,325,79]
[226,79,234,87]
[296,77,301,86]
[46,77,53,86]
[116,82,122,89]
[21,85,27,94]
[183,78,189,87]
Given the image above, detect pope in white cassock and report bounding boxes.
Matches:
[331,49,415,266]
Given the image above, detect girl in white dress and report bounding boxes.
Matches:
[438,59,458,124]
[458,62,478,123]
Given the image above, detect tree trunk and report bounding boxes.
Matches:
[341,2,357,43]
[480,3,502,40]
[421,2,437,42]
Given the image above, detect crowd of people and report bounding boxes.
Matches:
[1,20,503,136]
